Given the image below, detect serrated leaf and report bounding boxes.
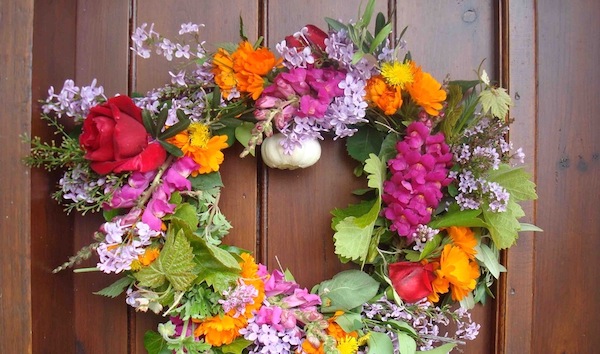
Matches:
[417,343,457,353]
[364,154,385,196]
[367,331,395,353]
[317,270,379,313]
[397,331,417,354]
[331,199,375,229]
[346,126,385,162]
[333,216,374,262]
[94,276,135,298]
[482,198,524,249]
[143,331,170,354]
[474,243,506,278]
[487,164,538,202]
[170,204,199,231]
[479,87,512,120]
[135,229,197,291]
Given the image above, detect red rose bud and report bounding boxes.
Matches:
[389,261,435,303]
[304,24,328,51]
[285,34,305,49]
[79,95,166,175]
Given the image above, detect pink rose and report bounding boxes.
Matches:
[389,261,435,303]
[79,95,166,175]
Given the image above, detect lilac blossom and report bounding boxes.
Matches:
[59,163,114,204]
[219,282,259,318]
[42,79,106,121]
[240,317,303,354]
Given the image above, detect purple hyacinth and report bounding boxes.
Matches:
[382,122,453,241]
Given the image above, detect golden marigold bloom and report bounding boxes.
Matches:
[327,311,358,341]
[138,247,160,266]
[365,75,403,115]
[301,340,325,354]
[229,41,281,100]
[406,62,447,116]
[167,123,228,176]
[447,226,477,260]
[212,48,236,97]
[193,314,246,346]
[381,61,414,88]
[337,336,359,354]
[429,244,480,302]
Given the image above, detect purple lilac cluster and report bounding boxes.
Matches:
[96,209,163,273]
[451,117,524,212]
[131,22,205,61]
[239,266,325,353]
[382,122,453,241]
[219,282,259,317]
[361,296,479,351]
[42,79,106,122]
[59,163,115,205]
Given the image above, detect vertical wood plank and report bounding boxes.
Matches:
[31,0,78,352]
[264,0,388,288]
[498,1,536,353]
[72,1,131,353]
[0,1,34,353]
[534,0,600,352]
[132,2,260,352]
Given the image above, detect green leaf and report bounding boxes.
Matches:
[103,208,121,222]
[428,209,487,229]
[220,338,253,354]
[382,319,417,336]
[170,204,199,231]
[474,243,506,279]
[397,331,417,354]
[378,132,400,162]
[369,23,392,53]
[333,215,374,262]
[374,12,387,36]
[143,331,170,354]
[234,122,255,155]
[459,291,475,310]
[367,331,395,353]
[364,154,386,196]
[479,87,512,120]
[317,270,379,313]
[211,85,222,109]
[158,116,190,140]
[335,312,364,332]
[346,125,386,162]
[357,0,375,28]
[418,233,442,260]
[487,165,538,202]
[417,343,457,354]
[449,80,480,94]
[519,222,543,232]
[158,140,184,157]
[325,17,348,32]
[155,107,169,137]
[482,198,524,249]
[331,199,376,229]
[135,229,197,291]
[190,172,224,190]
[142,110,157,138]
[93,276,134,298]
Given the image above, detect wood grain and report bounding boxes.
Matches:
[534,0,600,352]
[0,1,34,353]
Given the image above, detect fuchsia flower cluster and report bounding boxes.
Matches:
[382,122,453,241]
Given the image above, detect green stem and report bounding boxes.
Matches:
[73,267,101,273]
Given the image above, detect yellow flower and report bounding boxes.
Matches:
[381,61,414,89]
[212,48,236,98]
[130,247,160,271]
[167,122,228,176]
[447,226,477,260]
[406,62,447,116]
[193,314,246,346]
[337,336,359,354]
[236,253,265,316]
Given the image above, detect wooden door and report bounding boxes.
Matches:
[1,0,596,353]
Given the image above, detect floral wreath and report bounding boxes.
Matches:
[27,1,539,353]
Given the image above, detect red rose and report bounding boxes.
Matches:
[79,95,166,175]
[389,261,435,303]
[285,24,328,52]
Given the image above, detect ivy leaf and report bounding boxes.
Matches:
[317,270,379,313]
[135,229,197,291]
[479,87,512,120]
[474,243,506,278]
[143,331,170,354]
[367,332,395,353]
[94,276,135,298]
[346,126,385,162]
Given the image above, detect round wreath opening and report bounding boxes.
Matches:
[26,1,540,353]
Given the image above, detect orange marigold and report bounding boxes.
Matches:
[428,244,480,302]
[193,314,247,346]
[300,340,325,354]
[406,62,447,116]
[237,253,265,316]
[231,41,281,100]
[327,311,358,341]
[447,226,477,260]
[212,48,236,98]
[167,123,228,176]
[365,75,403,115]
